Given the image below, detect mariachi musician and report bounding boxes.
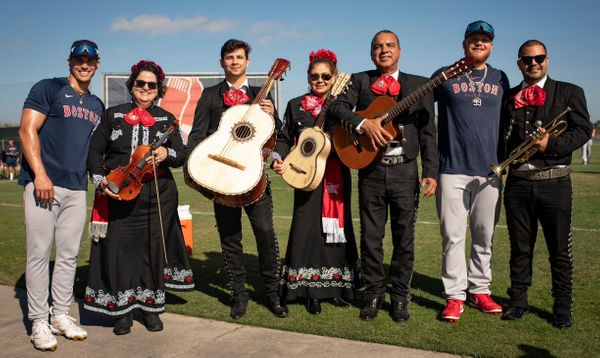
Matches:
[85,60,194,335]
[185,39,287,319]
[329,30,437,322]
[499,40,592,328]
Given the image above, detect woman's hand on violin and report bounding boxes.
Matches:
[146,146,168,165]
[100,179,122,200]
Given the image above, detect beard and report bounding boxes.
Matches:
[466,49,491,66]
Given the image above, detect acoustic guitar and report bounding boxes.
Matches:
[281,73,351,191]
[332,57,474,170]
[186,58,290,207]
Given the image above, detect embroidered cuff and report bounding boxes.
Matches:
[92,174,106,190]
[271,152,282,161]
[168,147,177,158]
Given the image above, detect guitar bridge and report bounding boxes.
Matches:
[289,163,307,174]
[208,154,246,171]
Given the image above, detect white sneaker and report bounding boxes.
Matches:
[31,320,58,351]
[50,313,87,341]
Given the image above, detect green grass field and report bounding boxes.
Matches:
[1,148,599,357]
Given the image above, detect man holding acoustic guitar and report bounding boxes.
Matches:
[329,30,438,323]
[185,39,288,320]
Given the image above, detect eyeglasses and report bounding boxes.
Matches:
[309,73,333,81]
[134,80,158,90]
[519,55,547,65]
[70,44,99,58]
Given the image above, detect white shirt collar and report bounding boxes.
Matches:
[521,75,548,90]
[390,69,399,81]
[227,79,249,92]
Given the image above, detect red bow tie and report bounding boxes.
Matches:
[371,75,401,96]
[514,85,546,109]
[300,95,324,118]
[223,88,250,107]
[124,107,156,127]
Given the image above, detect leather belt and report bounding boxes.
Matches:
[510,166,570,181]
[381,155,407,166]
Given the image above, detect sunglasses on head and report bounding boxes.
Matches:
[519,54,547,65]
[134,80,158,90]
[70,44,99,58]
[309,73,333,81]
[466,21,494,35]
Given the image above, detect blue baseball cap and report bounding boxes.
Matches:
[69,39,99,58]
[464,20,494,41]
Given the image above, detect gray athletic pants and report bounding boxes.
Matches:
[436,173,501,301]
[24,182,87,321]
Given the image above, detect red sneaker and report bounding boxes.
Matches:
[469,294,502,314]
[441,299,464,322]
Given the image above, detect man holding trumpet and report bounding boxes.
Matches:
[499,39,592,328]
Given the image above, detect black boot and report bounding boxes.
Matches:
[306,299,321,315]
[142,313,163,332]
[359,296,384,320]
[390,299,410,322]
[113,314,133,335]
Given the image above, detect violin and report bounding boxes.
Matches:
[106,121,178,200]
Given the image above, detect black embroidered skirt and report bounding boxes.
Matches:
[279,166,359,301]
[84,174,194,317]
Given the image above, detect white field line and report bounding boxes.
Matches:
[0,202,598,233]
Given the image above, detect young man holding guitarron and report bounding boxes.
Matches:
[329,30,438,323]
[185,39,288,319]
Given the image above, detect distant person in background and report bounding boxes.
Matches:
[581,127,596,165]
[19,39,104,351]
[5,138,20,180]
[0,147,6,178]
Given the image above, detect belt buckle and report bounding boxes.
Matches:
[381,156,393,166]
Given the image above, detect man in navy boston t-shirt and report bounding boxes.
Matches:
[19,39,104,351]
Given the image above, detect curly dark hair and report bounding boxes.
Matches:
[125,60,167,99]
[220,39,251,59]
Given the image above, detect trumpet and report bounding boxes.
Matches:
[490,107,572,177]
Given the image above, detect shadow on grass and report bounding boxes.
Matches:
[518,344,557,357]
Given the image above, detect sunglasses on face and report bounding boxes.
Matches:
[309,73,333,81]
[134,80,158,90]
[519,55,547,65]
[70,44,99,58]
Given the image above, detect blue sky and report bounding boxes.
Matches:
[1,0,598,124]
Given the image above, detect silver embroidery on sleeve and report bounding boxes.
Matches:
[110,129,123,141]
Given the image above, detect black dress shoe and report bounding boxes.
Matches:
[306,299,321,315]
[113,314,133,335]
[501,306,528,320]
[359,296,384,321]
[552,312,573,329]
[390,300,410,322]
[331,297,350,307]
[230,296,248,319]
[269,299,289,318]
[142,313,163,332]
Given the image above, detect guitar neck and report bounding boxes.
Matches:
[380,73,445,126]
[314,94,337,129]
[251,76,277,105]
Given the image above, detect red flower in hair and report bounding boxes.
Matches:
[131,60,165,81]
[309,49,337,65]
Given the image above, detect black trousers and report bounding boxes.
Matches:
[504,175,573,314]
[213,185,280,302]
[358,160,420,302]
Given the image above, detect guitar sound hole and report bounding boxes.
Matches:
[231,123,255,142]
[301,138,316,156]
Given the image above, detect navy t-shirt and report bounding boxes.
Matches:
[433,64,509,176]
[19,77,104,190]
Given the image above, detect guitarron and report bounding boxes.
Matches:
[333,57,474,169]
[186,58,290,207]
[281,73,351,191]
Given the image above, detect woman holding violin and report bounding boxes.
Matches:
[84,60,193,335]
[272,50,359,315]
